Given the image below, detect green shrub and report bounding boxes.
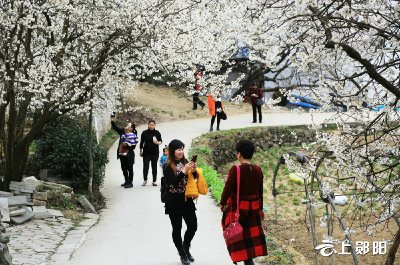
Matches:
[296,212,300,216]
[26,115,109,190]
[201,165,225,203]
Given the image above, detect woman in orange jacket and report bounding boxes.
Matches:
[208,92,224,132]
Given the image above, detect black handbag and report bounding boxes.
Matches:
[160,177,168,203]
[221,112,227,120]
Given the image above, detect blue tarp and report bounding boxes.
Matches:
[232,48,250,58]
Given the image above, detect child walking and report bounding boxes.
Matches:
[159,146,169,169]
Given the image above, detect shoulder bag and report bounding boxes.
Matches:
[223,165,243,244]
[221,112,227,120]
[256,89,263,107]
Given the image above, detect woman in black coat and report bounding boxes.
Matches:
[140,120,162,186]
[163,139,197,265]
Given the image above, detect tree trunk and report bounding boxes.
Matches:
[88,99,94,201]
[385,227,400,265]
[5,84,16,191]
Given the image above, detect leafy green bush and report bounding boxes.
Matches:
[201,165,225,203]
[26,115,109,190]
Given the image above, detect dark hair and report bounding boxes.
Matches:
[235,139,255,159]
[166,139,186,175]
[162,145,168,152]
[252,82,258,87]
[148,119,156,125]
[130,122,137,136]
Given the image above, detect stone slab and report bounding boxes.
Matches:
[32,206,47,213]
[13,191,31,196]
[77,196,96,213]
[26,202,34,206]
[56,180,73,187]
[0,198,10,223]
[10,208,26,217]
[9,181,37,191]
[39,169,49,181]
[34,211,55,219]
[47,209,64,217]
[8,206,19,211]
[10,208,35,225]
[9,187,34,193]
[41,182,73,193]
[7,196,27,207]
[33,199,46,206]
[0,191,14,197]
[33,191,47,201]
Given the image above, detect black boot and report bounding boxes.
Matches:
[121,177,128,186]
[124,175,133,188]
[244,259,255,265]
[178,249,190,265]
[209,125,213,132]
[183,243,194,262]
[216,126,220,131]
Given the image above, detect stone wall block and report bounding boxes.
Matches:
[33,192,47,201]
[33,199,46,206]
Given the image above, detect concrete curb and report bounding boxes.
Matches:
[45,213,99,265]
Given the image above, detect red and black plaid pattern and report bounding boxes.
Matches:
[221,195,268,263]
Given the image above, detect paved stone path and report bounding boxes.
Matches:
[64,112,334,265]
[7,213,99,265]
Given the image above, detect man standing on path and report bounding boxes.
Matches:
[192,68,206,110]
[249,82,263,123]
[111,115,138,188]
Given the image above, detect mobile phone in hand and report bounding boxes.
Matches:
[191,155,198,163]
[111,112,115,118]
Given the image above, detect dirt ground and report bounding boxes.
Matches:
[123,82,287,123]
[268,217,400,265]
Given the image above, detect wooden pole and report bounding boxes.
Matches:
[305,178,319,265]
[325,204,336,265]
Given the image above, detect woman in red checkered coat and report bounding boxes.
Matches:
[220,140,268,265]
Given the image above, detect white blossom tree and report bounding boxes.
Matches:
[0,0,238,189]
[217,0,400,263]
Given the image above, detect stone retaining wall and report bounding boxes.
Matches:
[203,125,317,169]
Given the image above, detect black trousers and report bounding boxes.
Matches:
[210,112,222,128]
[120,156,133,184]
[143,154,159,182]
[169,212,197,251]
[193,92,205,109]
[252,103,262,122]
